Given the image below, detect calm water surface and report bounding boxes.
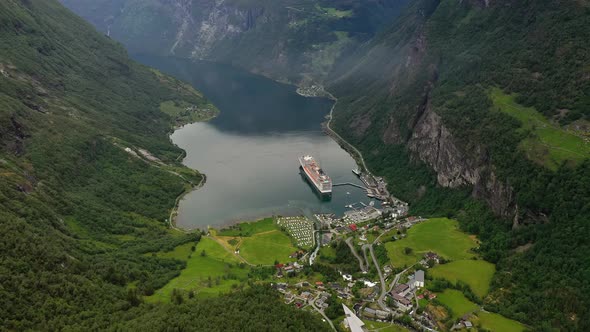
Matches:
[136,56,378,229]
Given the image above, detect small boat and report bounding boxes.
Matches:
[352,168,361,176]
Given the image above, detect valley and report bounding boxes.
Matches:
[1,0,588,331]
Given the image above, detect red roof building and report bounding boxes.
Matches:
[349,224,358,231]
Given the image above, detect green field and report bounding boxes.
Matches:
[490,88,590,169]
[315,4,353,18]
[218,217,276,237]
[430,260,496,298]
[436,290,525,331]
[160,100,218,126]
[436,289,478,319]
[477,311,526,332]
[147,237,249,302]
[240,230,298,265]
[362,320,409,332]
[384,218,478,267]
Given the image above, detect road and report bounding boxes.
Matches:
[324,94,371,174]
[367,244,391,313]
[309,295,336,331]
[345,237,368,272]
[362,245,371,271]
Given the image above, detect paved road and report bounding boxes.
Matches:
[325,94,371,174]
[367,244,391,312]
[346,237,368,272]
[362,245,371,270]
[310,295,336,331]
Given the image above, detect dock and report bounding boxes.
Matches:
[333,182,367,190]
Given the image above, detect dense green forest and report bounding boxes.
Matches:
[0,1,327,330]
[331,0,590,330]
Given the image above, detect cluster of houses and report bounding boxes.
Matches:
[277,216,314,247]
[274,282,334,311]
[421,251,442,267]
[388,270,425,312]
[362,307,390,320]
[275,261,304,277]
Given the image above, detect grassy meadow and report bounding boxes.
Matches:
[384,218,478,267]
[476,311,526,332]
[362,320,409,332]
[217,217,276,237]
[490,88,590,169]
[146,237,249,302]
[215,217,299,265]
[436,289,478,319]
[240,230,298,265]
[430,260,495,298]
[435,289,526,331]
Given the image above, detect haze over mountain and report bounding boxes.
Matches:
[2,0,589,330]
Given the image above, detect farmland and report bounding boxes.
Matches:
[384,218,478,267]
[146,237,249,302]
[490,87,590,169]
[215,217,300,265]
[240,230,298,265]
[430,260,495,298]
[436,289,478,319]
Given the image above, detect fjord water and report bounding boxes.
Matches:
[136,55,376,229]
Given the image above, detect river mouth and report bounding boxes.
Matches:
[134,55,379,230]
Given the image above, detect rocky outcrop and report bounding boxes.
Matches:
[407,105,517,217]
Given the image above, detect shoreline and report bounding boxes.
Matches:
[296,87,373,177]
[168,174,207,233]
[170,82,373,233]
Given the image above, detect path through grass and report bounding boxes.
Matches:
[146,237,249,302]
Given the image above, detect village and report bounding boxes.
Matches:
[268,204,448,332]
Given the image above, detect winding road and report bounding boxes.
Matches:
[310,295,336,331]
[345,237,368,272]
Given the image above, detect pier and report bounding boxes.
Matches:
[333,182,368,190]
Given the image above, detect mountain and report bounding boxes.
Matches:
[63,0,590,329]
[59,0,409,85]
[330,0,590,329]
[0,1,326,330]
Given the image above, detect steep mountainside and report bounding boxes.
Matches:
[0,1,326,330]
[10,0,590,330]
[60,0,409,85]
[330,0,590,330]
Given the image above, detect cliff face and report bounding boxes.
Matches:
[60,0,409,85]
[408,104,516,218]
[332,0,588,223]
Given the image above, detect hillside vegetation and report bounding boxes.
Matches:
[0,1,326,330]
[60,0,410,84]
[330,0,590,330]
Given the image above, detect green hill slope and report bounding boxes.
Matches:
[329,0,590,330]
[60,0,409,85]
[0,1,326,330]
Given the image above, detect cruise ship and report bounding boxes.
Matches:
[299,155,332,195]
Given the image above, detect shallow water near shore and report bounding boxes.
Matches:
[135,55,379,230]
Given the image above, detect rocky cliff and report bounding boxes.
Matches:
[61,0,409,85]
[408,103,517,218]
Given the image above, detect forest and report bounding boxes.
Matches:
[330,0,590,330]
[0,1,327,330]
